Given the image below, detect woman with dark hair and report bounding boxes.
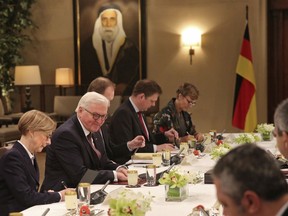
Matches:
[153,82,203,143]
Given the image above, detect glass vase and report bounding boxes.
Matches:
[261,132,272,141]
[165,184,188,202]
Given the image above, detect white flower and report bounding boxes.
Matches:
[186,171,203,184]
[256,123,275,134]
[210,143,231,160]
[234,133,260,144]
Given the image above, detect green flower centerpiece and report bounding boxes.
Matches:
[234,133,260,144]
[108,189,152,216]
[158,168,189,202]
[256,123,275,141]
[210,143,232,160]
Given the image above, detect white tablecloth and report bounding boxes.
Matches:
[21,184,217,216]
[21,134,278,216]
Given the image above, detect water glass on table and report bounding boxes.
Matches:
[77,182,91,212]
[162,150,171,166]
[145,164,157,186]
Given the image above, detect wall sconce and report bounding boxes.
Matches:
[55,68,74,95]
[14,65,42,111]
[182,28,201,65]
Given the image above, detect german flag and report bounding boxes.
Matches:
[232,21,257,132]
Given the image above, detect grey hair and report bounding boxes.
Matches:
[274,98,288,135]
[75,92,110,112]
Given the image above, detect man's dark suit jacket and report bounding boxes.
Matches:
[109,99,156,164]
[41,114,119,192]
[0,142,60,216]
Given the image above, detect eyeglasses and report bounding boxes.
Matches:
[83,107,107,121]
[185,97,197,106]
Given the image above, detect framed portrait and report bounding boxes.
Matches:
[73,0,146,96]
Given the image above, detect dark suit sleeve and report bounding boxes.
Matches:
[51,129,115,186]
[1,152,60,209]
[109,104,154,164]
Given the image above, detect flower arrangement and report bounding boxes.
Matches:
[256,123,275,134]
[233,133,260,144]
[158,168,189,188]
[210,143,232,160]
[159,168,189,201]
[108,189,152,216]
[186,171,203,184]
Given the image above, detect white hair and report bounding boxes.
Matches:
[75,92,110,112]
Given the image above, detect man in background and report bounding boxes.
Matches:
[87,76,115,101]
[81,4,139,96]
[212,144,288,216]
[109,79,178,164]
[273,98,288,159]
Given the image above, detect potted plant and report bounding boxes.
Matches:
[108,189,152,216]
[158,168,189,202]
[0,0,36,104]
[256,123,275,141]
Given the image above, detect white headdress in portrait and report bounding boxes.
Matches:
[92,8,126,75]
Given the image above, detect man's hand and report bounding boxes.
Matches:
[58,188,75,201]
[156,143,175,152]
[195,133,204,141]
[164,128,179,142]
[116,170,128,181]
[128,135,145,150]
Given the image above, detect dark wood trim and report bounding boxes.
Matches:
[267,0,288,122]
[269,0,288,10]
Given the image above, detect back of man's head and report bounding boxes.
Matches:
[213,144,288,204]
[132,79,162,97]
[87,77,115,94]
[274,97,288,136]
[75,92,109,112]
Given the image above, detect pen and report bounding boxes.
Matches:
[41,208,50,216]
[61,180,68,189]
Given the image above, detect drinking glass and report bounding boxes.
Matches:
[77,182,91,211]
[162,150,171,166]
[152,153,162,167]
[145,164,156,186]
[65,190,77,215]
[127,170,139,187]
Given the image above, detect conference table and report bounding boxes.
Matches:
[21,134,278,216]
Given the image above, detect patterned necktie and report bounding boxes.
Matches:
[137,112,149,139]
[87,133,102,158]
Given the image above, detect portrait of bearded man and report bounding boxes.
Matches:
[79,2,141,96]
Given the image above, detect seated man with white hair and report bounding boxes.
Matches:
[41,92,137,191]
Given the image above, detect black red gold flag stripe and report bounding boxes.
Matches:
[232,21,257,132]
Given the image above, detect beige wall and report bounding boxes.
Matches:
[21,0,267,132]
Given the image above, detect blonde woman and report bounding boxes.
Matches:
[0,110,70,216]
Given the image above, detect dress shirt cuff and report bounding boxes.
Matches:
[127,142,133,151]
[113,171,118,182]
[116,165,128,170]
[153,144,157,152]
[58,192,62,202]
